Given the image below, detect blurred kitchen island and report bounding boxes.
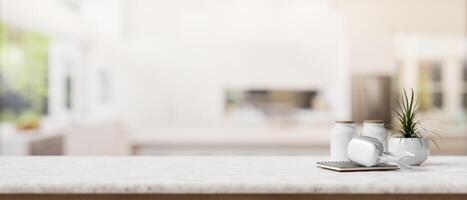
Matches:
[129,124,466,156]
[130,124,332,155]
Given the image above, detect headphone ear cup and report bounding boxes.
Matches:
[347,137,381,167]
[359,136,385,156]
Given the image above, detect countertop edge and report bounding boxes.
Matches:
[0,184,466,195]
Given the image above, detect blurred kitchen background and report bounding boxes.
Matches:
[0,0,466,156]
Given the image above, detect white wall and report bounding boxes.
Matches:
[109,0,351,131]
[0,0,125,40]
[335,0,466,75]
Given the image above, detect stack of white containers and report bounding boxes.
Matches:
[330,120,387,161]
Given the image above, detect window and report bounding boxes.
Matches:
[0,23,50,122]
[418,61,443,110]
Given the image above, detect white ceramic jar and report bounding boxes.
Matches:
[361,120,388,152]
[330,121,357,161]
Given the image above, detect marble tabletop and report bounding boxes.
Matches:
[0,156,466,194]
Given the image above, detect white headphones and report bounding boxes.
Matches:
[347,136,414,170]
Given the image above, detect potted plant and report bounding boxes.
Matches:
[389,89,438,166]
[15,112,41,131]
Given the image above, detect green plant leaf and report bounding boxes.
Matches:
[392,88,440,148]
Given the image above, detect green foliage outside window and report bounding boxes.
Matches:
[0,23,50,123]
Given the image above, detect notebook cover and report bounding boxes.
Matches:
[316,161,398,172]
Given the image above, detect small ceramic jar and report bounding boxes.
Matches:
[330,121,357,161]
[361,120,388,152]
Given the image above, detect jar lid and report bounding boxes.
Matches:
[364,120,384,123]
[335,120,355,124]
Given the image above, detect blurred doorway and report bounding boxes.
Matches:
[352,76,392,124]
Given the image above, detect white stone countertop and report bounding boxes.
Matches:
[0,156,466,194]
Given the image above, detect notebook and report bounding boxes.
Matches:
[316,161,398,172]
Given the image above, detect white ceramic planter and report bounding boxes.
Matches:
[388,137,430,166]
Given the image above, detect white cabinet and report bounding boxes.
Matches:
[396,35,466,116]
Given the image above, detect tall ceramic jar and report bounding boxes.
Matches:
[361,120,388,152]
[330,121,357,161]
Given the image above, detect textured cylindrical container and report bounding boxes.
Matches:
[330,121,357,161]
[361,120,388,152]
